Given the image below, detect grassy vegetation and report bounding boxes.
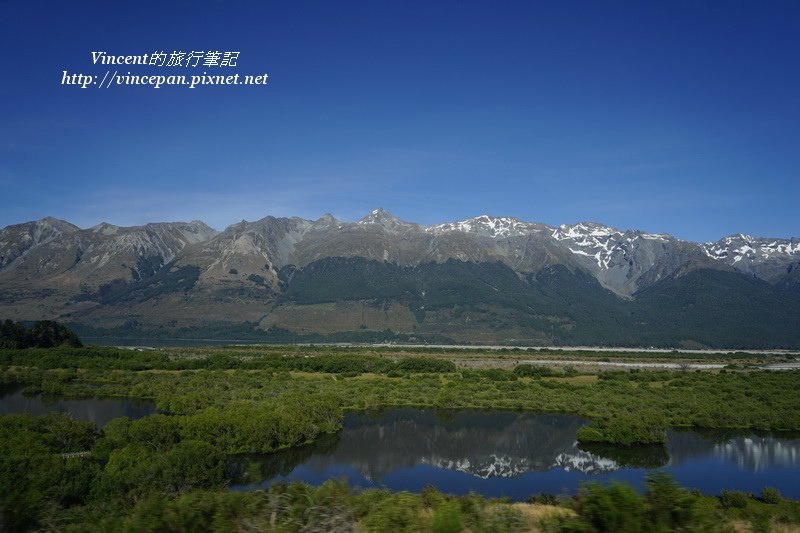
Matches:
[5,342,794,368]
[3,346,800,436]
[2,343,800,530]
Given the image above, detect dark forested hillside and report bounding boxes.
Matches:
[2,213,799,348]
[269,259,800,348]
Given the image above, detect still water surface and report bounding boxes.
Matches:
[230,409,800,500]
[0,384,156,427]
[3,387,797,499]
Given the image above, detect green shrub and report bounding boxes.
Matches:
[394,357,457,373]
[644,472,702,529]
[761,487,782,504]
[514,364,558,378]
[482,504,527,532]
[562,366,579,377]
[473,368,517,381]
[719,490,750,509]
[361,492,423,533]
[528,493,560,506]
[420,485,445,508]
[93,416,132,461]
[571,482,645,532]
[0,414,100,530]
[577,417,667,445]
[128,414,180,451]
[161,440,226,492]
[432,500,463,533]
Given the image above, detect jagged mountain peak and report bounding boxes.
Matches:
[358,207,396,223]
[2,210,800,347]
[357,208,416,231]
[704,234,800,258]
[37,216,79,229]
[220,215,312,237]
[0,218,224,290]
[185,220,216,231]
[426,214,546,238]
[2,211,799,302]
[84,220,218,240]
[550,222,624,269]
[552,222,620,240]
[0,216,80,269]
[701,233,800,282]
[90,222,120,235]
[5,216,80,237]
[311,213,341,230]
[546,222,706,297]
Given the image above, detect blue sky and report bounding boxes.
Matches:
[1,1,798,242]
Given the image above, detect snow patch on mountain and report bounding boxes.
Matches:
[552,223,674,270]
[551,223,625,269]
[426,215,546,238]
[702,234,800,264]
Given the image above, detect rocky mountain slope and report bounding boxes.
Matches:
[1,210,798,347]
[702,234,800,282]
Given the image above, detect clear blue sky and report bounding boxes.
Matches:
[1,1,798,242]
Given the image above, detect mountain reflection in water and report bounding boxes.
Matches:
[232,411,626,481]
[668,430,800,471]
[231,409,800,500]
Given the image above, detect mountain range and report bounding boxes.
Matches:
[1,209,799,348]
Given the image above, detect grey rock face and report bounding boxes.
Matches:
[176,216,313,287]
[702,234,800,283]
[1,210,797,302]
[0,217,79,269]
[549,222,723,296]
[0,219,218,290]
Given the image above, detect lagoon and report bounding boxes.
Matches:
[231,408,800,500]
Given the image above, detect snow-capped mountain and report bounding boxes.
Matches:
[357,208,419,233]
[1,210,798,347]
[551,222,665,270]
[426,215,549,239]
[547,222,721,296]
[702,234,800,282]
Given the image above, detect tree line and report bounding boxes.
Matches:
[0,320,82,349]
